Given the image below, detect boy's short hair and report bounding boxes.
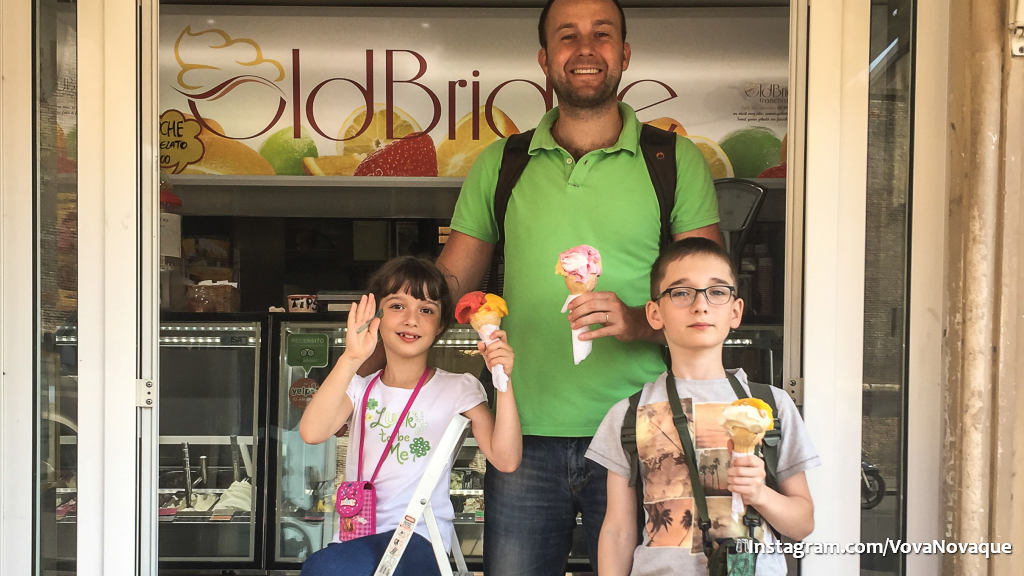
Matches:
[538,0,627,48]
[650,237,738,299]
[367,256,454,335]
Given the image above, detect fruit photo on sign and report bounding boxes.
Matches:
[437,106,519,177]
[757,133,787,178]
[260,127,319,176]
[718,126,781,179]
[160,111,276,176]
[685,135,734,180]
[354,134,438,177]
[334,104,422,173]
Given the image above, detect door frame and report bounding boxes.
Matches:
[1,0,35,572]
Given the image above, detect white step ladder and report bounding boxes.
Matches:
[373,415,473,576]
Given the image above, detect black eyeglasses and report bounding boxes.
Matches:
[656,285,736,306]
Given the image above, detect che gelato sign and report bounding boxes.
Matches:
[159,6,789,179]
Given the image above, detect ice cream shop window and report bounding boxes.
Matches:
[154,2,795,572]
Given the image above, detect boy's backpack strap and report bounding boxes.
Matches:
[726,373,781,490]
[486,129,535,295]
[621,390,644,489]
[638,123,678,248]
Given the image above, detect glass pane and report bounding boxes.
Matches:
[862,1,913,574]
[35,0,79,573]
[158,321,262,563]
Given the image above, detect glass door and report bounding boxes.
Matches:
[34,0,80,573]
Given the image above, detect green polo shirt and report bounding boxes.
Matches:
[450,102,718,436]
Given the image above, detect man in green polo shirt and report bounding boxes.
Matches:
[437,1,720,573]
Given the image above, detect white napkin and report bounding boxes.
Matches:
[476,323,509,392]
[561,294,592,365]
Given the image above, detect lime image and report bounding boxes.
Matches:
[259,127,319,175]
[718,127,782,178]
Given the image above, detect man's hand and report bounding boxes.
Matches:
[567,291,660,343]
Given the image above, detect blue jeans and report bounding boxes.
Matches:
[484,436,608,576]
[301,530,441,576]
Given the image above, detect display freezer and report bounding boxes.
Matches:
[157,315,268,568]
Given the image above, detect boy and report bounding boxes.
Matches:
[586,237,819,575]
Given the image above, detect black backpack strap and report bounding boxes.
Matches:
[638,123,678,248]
[486,129,535,295]
[621,390,644,488]
[726,373,781,490]
[620,389,646,532]
[664,368,714,559]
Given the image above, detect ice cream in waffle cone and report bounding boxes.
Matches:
[455,291,510,391]
[555,245,602,365]
[720,396,774,521]
[556,262,599,294]
[721,397,774,453]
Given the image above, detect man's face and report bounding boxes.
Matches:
[538,0,631,110]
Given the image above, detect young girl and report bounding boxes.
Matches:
[299,256,521,576]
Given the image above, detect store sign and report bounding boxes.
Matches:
[160,6,789,179]
[289,377,320,410]
[286,333,329,374]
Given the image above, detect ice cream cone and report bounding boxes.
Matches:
[726,427,764,454]
[455,291,510,391]
[470,310,503,332]
[563,275,598,295]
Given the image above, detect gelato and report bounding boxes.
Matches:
[720,396,774,520]
[555,245,602,294]
[213,479,253,512]
[556,245,602,364]
[455,291,510,391]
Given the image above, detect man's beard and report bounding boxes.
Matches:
[550,71,622,110]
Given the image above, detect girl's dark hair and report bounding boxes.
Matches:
[367,256,454,335]
[538,0,627,49]
[650,237,738,300]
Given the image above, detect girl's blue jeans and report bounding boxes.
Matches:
[300,530,441,576]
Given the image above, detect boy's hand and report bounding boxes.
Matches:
[478,329,513,377]
[726,448,768,507]
[342,294,380,366]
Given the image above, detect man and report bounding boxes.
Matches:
[437,0,721,573]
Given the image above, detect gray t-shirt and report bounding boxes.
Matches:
[586,369,820,576]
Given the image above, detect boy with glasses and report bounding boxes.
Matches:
[586,237,819,575]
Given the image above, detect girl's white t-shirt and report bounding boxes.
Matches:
[339,368,487,551]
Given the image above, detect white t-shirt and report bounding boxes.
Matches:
[339,368,487,551]
[586,369,820,576]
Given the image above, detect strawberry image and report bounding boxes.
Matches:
[354,134,438,177]
[757,163,786,178]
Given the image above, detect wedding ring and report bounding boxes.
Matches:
[605,312,610,324]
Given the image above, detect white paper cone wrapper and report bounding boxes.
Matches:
[561,294,592,365]
[476,323,509,392]
[730,450,750,521]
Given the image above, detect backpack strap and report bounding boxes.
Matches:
[727,373,781,490]
[485,129,535,295]
[620,389,646,525]
[664,368,715,559]
[621,390,644,488]
[638,123,678,248]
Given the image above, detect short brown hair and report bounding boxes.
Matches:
[367,256,454,335]
[538,0,627,49]
[650,238,737,300]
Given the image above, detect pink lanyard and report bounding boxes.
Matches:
[356,367,430,483]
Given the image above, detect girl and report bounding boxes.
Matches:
[299,256,521,576]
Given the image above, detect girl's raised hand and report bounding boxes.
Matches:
[344,294,380,364]
[478,329,514,377]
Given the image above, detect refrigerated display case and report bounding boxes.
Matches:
[157,316,268,568]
